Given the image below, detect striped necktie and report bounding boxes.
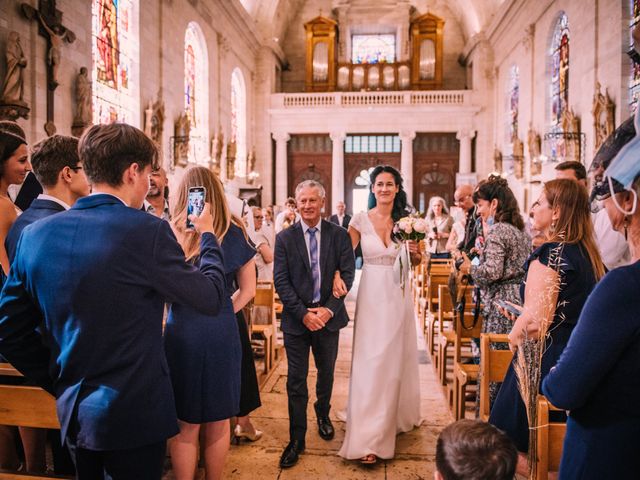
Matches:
[307,227,320,302]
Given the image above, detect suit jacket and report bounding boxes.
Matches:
[274,220,355,335]
[329,214,351,229]
[5,198,65,263]
[14,172,43,212]
[0,194,226,451]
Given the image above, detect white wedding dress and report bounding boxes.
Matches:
[338,212,421,460]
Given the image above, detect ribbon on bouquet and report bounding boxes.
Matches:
[392,241,411,296]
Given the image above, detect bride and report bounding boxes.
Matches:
[335,165,422,464]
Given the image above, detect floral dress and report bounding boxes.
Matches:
[470,221,530,405]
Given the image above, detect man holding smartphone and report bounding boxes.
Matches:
[0,123,227,480]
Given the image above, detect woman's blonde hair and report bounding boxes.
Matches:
[544,179,605,280]
[172,166,231,260]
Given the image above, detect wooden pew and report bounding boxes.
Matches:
[251,281,277,374]
[478,333,512,421]
[536,395,566,480]
[0,370,67,479]
[450,311,483,419]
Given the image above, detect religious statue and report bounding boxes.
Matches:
[560,108,581,163]
[173,112,190,167]
[144,100,153,138]
[150,92,165,145]
[1,32,27,105]
[493,146,503,173]
[591,82,615,151]
[512,134,524,179]
[72,67,92,136]
[226,137,237,181]
[214,126,224,163]
[527,124,542,176]
[33,9,76,89]
[247,147,256,175]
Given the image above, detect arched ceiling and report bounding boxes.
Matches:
[241,0,505,46]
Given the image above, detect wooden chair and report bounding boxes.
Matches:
[536,395,566,480]
[435,286,474,386]
[478,333,512,421]
[427,284,453,359]
[449,311,483,417]
[251,281,277,374]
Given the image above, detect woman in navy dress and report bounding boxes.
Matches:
[165,166,255,480]
[489,179,604,476]
[543,116,640,479]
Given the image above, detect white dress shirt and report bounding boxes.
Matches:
[37,193,71,210]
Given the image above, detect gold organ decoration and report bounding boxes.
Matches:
[410,13,444,90]
[304,16,337,92]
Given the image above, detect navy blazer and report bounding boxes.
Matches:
[0,194,226,451]
[329,214,351,229]
[5,198,65,263]
[274,219,355,335]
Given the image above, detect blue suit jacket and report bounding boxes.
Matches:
[274,220,355,335]
[0,194,226,451]
[5,198,66,263]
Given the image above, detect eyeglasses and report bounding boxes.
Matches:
[69,165,83,171]
[254,215,264,219]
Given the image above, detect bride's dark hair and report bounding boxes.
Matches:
[368,165,411,222]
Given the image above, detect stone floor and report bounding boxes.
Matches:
[168,272,454,479]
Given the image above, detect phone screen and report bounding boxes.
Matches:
[187,187,206,229]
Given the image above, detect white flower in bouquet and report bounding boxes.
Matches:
[413,218,428,234]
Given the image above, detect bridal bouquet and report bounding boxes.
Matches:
[393,214,427,295]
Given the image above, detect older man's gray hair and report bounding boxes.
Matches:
[295,180,326,199]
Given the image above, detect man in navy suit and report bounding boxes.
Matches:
[274,180,355,468]
[0,123,226,479]
[328,201,351,229]
[5,135,90,263]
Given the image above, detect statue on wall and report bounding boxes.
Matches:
[209,126,223,176]
[32,8,75,89]
[247,147,256,175]
[0,31,29,121]
[144,100,153,138]
[560,107,581,163]
[493,146,502,173]
[592,82,615,151]
[150,91,164,144]
[173,111,190,167]
[527,124,542,176]
[512,134,524,179]
[226,137,237,181]
[72,67,92,136]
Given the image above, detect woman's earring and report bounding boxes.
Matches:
[549,221,556,234]
[624,216,630,241]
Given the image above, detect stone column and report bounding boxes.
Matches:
[273,132,290,205]
[456,129,476,174]
[330,131,346,209]
[400,131,416,204]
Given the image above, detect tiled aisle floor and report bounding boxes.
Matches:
[221,272,453,479]
[162,273,453,479]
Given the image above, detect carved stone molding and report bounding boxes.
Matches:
[522,24,535,52]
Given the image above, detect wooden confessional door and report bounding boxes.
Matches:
[413,133,459,212]
[287,134,332,215]
[344,153,400,214]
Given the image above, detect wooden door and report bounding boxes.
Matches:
[413,133,459,212]
[287,134,332,215]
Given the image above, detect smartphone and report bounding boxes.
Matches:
[495,299,522,316]
[186,186,206,229]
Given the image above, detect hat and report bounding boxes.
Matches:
[0,121,27,144]
[588,115,636,203]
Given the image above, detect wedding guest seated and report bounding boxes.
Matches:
[459,176,530,407]
[435,420,517,480]
[252,206,274,282]
[275,197,299,233]
[543,117,640,479]
[489,179,604,477]
[426,196,453,259]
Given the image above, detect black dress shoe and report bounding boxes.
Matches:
[279,440,305,468]
[317,416,334,440]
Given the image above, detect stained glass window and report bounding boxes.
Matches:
[184,23,208,164]
[231,69,247,177]
[550,13,569,129]
[629,1,640,111]
[91,0,139,125]
[352,35,396,64]
[507,65,519,143]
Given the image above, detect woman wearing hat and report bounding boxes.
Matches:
[542,114,640,479]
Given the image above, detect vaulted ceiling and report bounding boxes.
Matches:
[239,0,506,45]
